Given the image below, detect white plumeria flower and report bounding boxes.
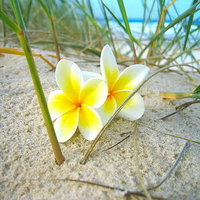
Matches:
[48,60,108,143]
[97,45,150,124]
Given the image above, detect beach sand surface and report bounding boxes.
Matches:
[0,50,200,200]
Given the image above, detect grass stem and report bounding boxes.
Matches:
[50,17,60,62]
[0,2,64,165]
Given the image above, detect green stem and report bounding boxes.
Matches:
[50,17,60,62]
[0,5,64,165]
[183,0,198,51]
[18,30,64,165]
[117,0,139,62]
[100,0,117,57]
[37,0,60,62]
[0,0,6,46]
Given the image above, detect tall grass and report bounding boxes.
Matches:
[1,0,199,69]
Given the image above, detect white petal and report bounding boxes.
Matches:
[78,105,103,140]
[55,59,83,102]
[100,45,119,90]
[48,90,76,121]
[54,108,79,143]
[96,95,117,125]
[79,78,108,108]
[113,64,149,91]
[118,93,145,121]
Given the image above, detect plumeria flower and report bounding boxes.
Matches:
[97,45,150,124]
[48,60,108,143]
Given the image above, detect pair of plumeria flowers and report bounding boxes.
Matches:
[48,45,149,143]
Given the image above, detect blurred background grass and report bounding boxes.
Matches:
[0,0,200,69]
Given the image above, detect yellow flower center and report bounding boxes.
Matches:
[75,101,82,108]
[108,90,113,98]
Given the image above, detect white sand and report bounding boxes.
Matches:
[0,50,200,200]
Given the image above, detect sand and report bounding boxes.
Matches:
[0,49,200,200]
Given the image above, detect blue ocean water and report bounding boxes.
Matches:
[108,19,200,40]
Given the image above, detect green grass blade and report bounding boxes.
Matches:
[46,0,52,14]
[117,0,140,46]
[37,0,51,18]
[140,0,156,39]
[0,9,21,34]
[71,0,108,40]
[183,0,198,50]
[100,0,117,56]
[37,0,60,61]
[86,0,94,18]
[10,0,27,34]
[24,0,33,27]
[102,1,126,33]
[138,1,200,59]
[0,0,7,46]
[193,85,200,94]
[117,0,140,62]
[32,40,101,56]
